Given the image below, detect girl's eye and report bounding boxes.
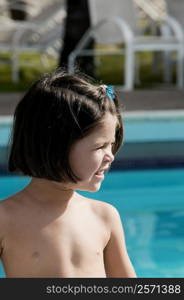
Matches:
[97,142,115,150]
[96,145,105,150]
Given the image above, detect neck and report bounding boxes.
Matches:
[24,177,76,207]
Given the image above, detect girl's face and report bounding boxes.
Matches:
[68,112,118,192]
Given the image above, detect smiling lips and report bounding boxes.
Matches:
[95,166,110,176]
[95,170,105,176]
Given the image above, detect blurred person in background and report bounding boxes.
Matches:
[59,0,94,76]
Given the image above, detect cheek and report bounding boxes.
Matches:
[70,150,104,177]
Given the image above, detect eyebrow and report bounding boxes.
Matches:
[94,139,116,146]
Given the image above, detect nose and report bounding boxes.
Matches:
[104,147,115,163]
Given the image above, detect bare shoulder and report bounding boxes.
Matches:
[0,192,21,215]
[0,193,23,232]
[0,197,11,224]
[0,192,24,253]
[0,195,16,225]
[85,196,120,224]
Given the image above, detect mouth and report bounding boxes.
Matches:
[94,166,110,179]
[94,172,105,181]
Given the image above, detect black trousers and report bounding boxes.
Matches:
[59,0,94,76]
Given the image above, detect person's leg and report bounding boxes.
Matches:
[59,0,94,76]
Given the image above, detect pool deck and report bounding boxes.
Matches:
[0,89,184,115]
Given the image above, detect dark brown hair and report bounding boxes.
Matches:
[8,69,123,182]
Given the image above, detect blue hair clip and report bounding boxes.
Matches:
[106,85,115,100]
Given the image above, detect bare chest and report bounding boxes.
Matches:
[2,215,108,277]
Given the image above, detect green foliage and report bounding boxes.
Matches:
[95,49,176,88]
[0,53,57,92]
[0,49,176,92]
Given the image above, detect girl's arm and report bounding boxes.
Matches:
[104,205,137,278]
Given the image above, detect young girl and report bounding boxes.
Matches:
[0,69,136,278]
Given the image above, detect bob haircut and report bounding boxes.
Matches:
[8,69,123,183]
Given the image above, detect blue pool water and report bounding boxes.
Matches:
[0,168,184,278]
[1,115,184,146]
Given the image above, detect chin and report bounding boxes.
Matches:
[88,181,103,192]
[77,182,102,192]
[87,186,101,192]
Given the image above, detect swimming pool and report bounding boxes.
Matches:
[1,112,184,172]
[0,168,184,278]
